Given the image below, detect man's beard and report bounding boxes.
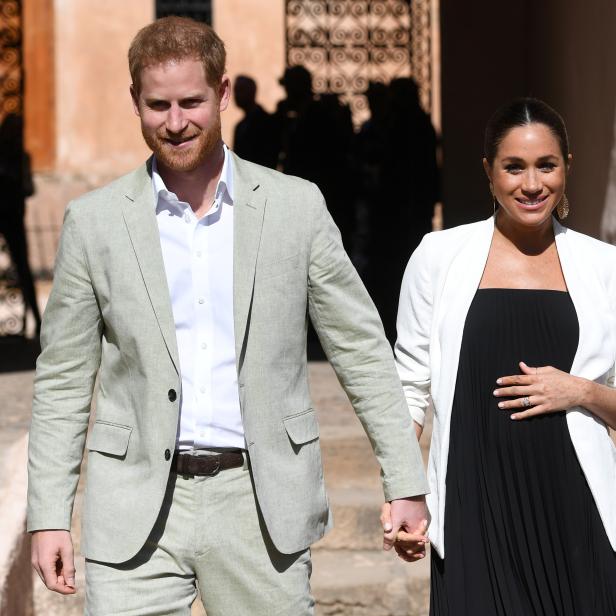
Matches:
[142,114,222,172]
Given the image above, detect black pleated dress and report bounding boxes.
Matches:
[431,289,616,616]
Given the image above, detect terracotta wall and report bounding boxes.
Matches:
[49,0,285,176]
[54,0,153,178]
[213,0,286,148]
[23,0,56,171]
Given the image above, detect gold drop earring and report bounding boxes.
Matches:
[557,194,570,220]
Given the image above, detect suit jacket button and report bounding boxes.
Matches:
[164,449,171,461]
[168,389,177,402]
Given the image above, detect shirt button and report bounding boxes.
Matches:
[196,251,202,258]
[201,342,207,349]
[198,298,205,305]
[164,449,171,461]
[200,386,206,394]
[168,389,177,402]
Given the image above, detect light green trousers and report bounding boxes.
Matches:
[85,453,314,615]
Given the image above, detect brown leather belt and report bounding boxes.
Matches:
[171,450,244,477]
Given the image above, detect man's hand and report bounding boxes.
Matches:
[31,530,77,594]
[381,496,428,562]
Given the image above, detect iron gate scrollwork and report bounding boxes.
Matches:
[0,0,25,336]
[285,0,432,125]
[156,0,212,23]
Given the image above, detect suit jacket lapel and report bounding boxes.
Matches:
[232,153,266,367]
[121,159,180,374]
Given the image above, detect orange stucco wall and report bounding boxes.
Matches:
[52,0,285,177]
[54,0,153,178]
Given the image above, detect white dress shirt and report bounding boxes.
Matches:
[153,146,243,449]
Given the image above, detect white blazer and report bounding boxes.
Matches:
[395,216,616,558]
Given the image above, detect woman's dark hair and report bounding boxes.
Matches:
[484,98,569,166]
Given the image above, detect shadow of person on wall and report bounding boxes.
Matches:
[275,65,355,250]
[0,113,42,340]
[232,75,279,169]
[364,78,440,345]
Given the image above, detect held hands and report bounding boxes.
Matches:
[381,496,429,563]
[494,361,587,420]
[31,530,77,594]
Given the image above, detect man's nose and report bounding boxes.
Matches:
[166,104,188,133]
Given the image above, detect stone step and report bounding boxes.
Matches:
[311,549,430,616]
[320,427,430,489]
[321,429,382,489]
[315,487,383,551]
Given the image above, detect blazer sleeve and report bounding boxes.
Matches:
[306,183,428,500]
[394,236,433,427]
[27,202,103,532]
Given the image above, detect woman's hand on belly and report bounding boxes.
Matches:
[493,361,590,420]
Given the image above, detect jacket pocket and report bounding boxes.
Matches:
[283,409,319,445]
[86,420,132,457]
[258,253,300,280]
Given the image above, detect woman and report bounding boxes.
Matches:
[391,98,616,615]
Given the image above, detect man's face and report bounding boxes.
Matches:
[131,58,230,172]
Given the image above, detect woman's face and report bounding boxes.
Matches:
[484,123,571,229]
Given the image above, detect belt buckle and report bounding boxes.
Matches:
[205,456,221,476]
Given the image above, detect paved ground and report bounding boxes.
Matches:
[0,351,432,615]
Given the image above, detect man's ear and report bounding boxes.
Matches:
[218,75,231,113]
[130,85,140,117]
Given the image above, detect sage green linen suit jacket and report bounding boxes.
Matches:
[27,154,428,563]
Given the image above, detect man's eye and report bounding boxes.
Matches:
[148,102,168,111]
[182,99,203,108]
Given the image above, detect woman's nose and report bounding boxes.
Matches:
[522,169,541,194]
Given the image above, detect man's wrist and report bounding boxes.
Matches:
[390,494,426,503]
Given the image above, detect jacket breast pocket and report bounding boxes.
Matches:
[86,420,132,458]
[283,408,319,447]
[258,253,300,280]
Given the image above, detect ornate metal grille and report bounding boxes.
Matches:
[0,0,21,122]
[156,0,212,23]
[0,236,24,336]
[0,0,25,336]
[285,0,432,125]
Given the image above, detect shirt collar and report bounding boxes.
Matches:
[152,144,234,212]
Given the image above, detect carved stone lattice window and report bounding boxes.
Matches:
[156,0,212,23]
[286,0,432,126]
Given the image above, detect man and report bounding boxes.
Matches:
[28,17,428,615]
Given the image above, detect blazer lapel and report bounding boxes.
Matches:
[554,219,615,381]
[435,217,494,420]
[232,154,266,366]
[121,159,180,374]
